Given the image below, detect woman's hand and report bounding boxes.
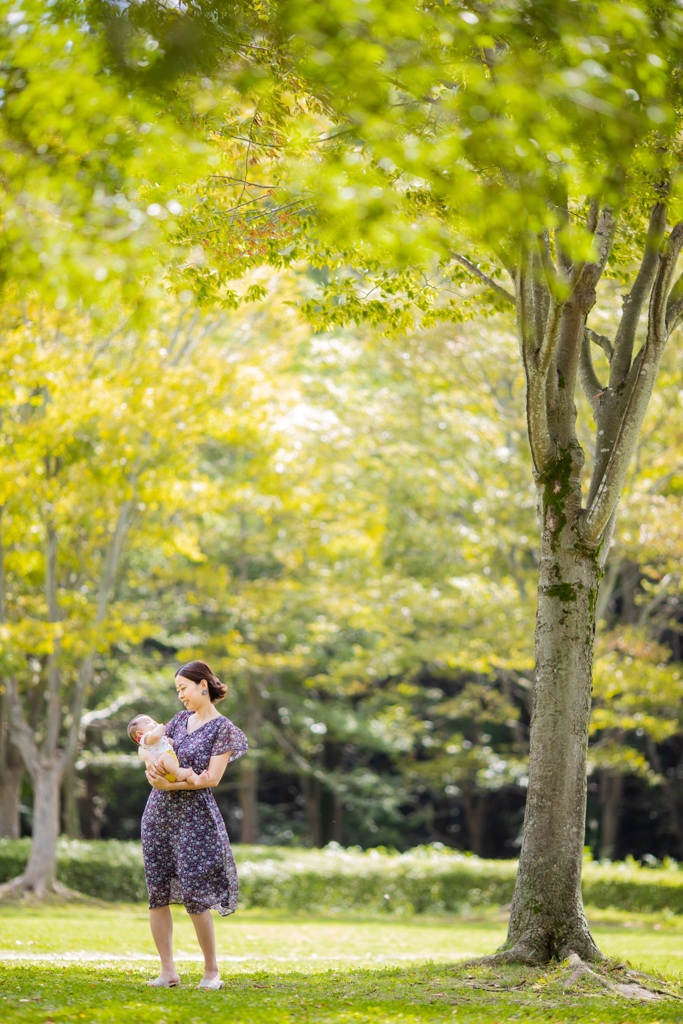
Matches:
[146,767,174,789]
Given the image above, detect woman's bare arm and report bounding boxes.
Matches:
[146,751,231,790]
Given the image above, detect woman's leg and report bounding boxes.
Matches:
[148,906,180,984]
[189,909,220,981]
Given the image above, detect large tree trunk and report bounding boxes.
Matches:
[1,759,63,897]
[505,461,602,962]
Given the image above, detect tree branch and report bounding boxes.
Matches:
[64,494,137,766]
[582,221,683,544]
[517,253,555,473]
[4,675,38,779]
[609,202,667,388]
[43,514,62,759]
[450,253,516,305]
[586,328,613,361]
[650,221,683,342]
[665,270,683,332]
[554,195,573,275]
[537,299,562,376]
[578,330,604,413]
[579,207,618,293]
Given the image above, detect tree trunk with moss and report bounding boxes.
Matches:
[498,202,683,962]
[505,452,602,961]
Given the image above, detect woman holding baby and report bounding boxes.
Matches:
[139,659,248,990]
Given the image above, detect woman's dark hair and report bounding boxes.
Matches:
[175,660,227,703]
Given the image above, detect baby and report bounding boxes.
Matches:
[128,714,210,786]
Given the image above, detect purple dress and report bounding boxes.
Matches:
[141,710,248,916]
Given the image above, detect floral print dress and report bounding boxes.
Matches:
[141,710,248,916]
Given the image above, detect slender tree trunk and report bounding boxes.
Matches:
[462,786,486,856]
[0,756,23,838]
[505,465,602,962]
[82,769,105,840]
[646,738,683,859]
[0,691,23,838]
[62,755,81,839]
[598,769,623,862]
[303,775,322,846]
[0,520,22,839]
[1,759,64,896]
[318,785,343,845]
[239,678,263,844]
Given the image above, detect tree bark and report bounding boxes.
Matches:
[1,759,63,896]
[505,461,602,962]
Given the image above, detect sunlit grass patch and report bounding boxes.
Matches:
[0,906,682,1023]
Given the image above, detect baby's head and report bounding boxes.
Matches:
[127,714,157,745]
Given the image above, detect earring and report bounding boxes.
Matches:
[201,689,208,695]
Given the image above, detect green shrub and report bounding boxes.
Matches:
[0,838,147,901]
[1,840,682,914]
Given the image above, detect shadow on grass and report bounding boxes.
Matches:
[1,960,683,1024]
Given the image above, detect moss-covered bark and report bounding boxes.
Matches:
[504,457,603,962]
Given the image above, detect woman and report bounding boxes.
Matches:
[141,660,248,990]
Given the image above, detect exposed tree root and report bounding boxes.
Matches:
[559,953,677,1002]
[0,873,88,904]
[457,950,682,1003]
[459,942,548,968]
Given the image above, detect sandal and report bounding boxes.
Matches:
[147,975,181,988]
[197,975,224,990]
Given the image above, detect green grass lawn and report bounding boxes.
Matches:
[0,905,681,1023]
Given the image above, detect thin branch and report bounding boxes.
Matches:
[218,133,283,150]
[314,128,356,144]
[209,175,275,189]
[665,294,683,334]
[553,195,573,275]
[80,694,135,730]
[238,110,258,206]
[537,299,562,375]
[586,328,613,361]
[578,330,604,412]
[450,253,516,305]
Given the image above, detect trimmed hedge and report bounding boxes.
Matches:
[1,839,682,914]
